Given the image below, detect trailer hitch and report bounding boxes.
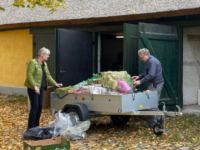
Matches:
[162,102,166,112]
[175,105,182,116]
[176,105,181,112]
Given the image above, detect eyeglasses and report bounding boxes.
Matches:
[139,55,145,60]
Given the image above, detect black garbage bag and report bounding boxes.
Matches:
[23,126,55,140]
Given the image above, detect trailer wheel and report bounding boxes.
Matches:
[66,108,81,125]
[153,124,164,136]
[110,115,130,126]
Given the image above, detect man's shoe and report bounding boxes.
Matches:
[143,124,154,128]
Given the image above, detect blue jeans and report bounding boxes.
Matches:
[27,88,44,129]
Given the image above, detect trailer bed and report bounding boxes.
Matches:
[51,91,158,115]
[50,91,182,135]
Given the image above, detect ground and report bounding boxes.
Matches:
[0,93,200,150]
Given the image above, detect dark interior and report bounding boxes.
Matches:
[101,32,124,72]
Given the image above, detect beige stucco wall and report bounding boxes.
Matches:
[183,27,200,105]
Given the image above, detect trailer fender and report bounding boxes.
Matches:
[62,103,91,121]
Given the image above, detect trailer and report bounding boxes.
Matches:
[51,91,182,135]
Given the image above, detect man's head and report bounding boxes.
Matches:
[138,48,150,62]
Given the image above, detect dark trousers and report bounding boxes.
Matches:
[146,82,164,126]
[27,88,44,129]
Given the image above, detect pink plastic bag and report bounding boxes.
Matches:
[74,90,82,94]
[117,79,132,94]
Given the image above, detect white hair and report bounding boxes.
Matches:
[38,47,50,56]
[138,48,150,56]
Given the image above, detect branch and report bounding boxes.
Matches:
[0,0,67,13]
[0,5,5,11]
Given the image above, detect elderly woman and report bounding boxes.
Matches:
[24,47,62,129]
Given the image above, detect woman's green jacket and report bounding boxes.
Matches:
[24,58,57,90]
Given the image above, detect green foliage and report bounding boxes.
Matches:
[0,5,5,11]
[0,0,67,13]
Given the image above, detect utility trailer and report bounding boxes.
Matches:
[51,91,182,135]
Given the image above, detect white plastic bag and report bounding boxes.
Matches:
[61,121,91,140]
[49,110,91,140]
[101,87,108,94]
[82,85,102,94]
[50,110,73,137]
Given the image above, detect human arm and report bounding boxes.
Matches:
[55,83,63,87]
[132,71,145,80]
[138,73,145,80]
[34,86,40,94]
[45,64,63,87]
[131,76,139,80]
[27,61,41,94]
[140,61,157,84]
[132,71,145,86]
[132,74,144,86]
[27,60,37,88]
[134,80,141,86]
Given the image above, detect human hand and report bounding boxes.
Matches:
[131,76,139,80]
[55,83,63,87]
[34,86,40,94]
[134,80,141,86]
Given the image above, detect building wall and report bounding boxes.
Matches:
[183,27,200,105]
[0,29,33,87]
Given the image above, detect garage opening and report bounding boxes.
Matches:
[100,32,124,72]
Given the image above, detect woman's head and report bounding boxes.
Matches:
[38,47,50,61]
[38,47,50,56]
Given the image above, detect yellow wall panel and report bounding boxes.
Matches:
[0,29,33,87]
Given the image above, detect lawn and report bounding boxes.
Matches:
[0,93,200,150]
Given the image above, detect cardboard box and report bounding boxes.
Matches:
[43,86,54,109]
[23,137,70,150]
[28,86,54,111]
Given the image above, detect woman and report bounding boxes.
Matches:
[24,47,62,129]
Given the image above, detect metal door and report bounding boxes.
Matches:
[56,29,93,87]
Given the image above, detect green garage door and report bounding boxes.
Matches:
[123,23,183,109]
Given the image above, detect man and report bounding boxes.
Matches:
[132,48,164,128]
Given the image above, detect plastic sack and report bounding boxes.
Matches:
[82,86,102,94]
[62,132,87,140]
[117,79,132,93]
[50,110,73,137]
[91,86,102,94]
[50,110,91,140]
[22,126,54,140]
[61,121,91,140]
[74,90,82,94]
[101,87,108,94]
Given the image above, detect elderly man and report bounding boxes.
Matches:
[132,48,164,128]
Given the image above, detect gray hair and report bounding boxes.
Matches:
[138,48,150,56]
[38,47,50,56]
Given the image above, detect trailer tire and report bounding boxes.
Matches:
[66,108,81,125]
[110,115,130,126]
[153,124,164,136]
